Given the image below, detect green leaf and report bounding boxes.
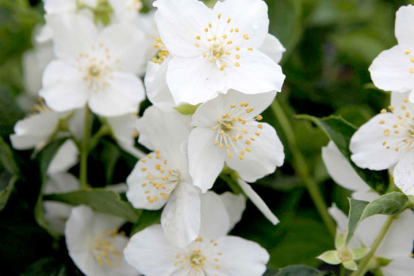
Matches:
[0,173,17,212]
[34,138,68,236]
[131,209,162,234]
[296,115,389,194]
[268,265,331,276]
[0,87,24,135]
[346,192,409,244]
[0,136,20,177]
[23,257,66,276]
[44,189,139,223]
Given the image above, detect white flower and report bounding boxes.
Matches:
[109,0,143,23]
[369,5,414,102]
[43,172,80,235]
[188,90,284,192]
[124,191,268,276]
[47,140,79,175]
[329,205,414,276]
[40,14,146,116]
[322,141,372,197]
[106,114,146,159]
[65,205,140,276]
[153,0,285,105]
[350,91,414,196]
[126,106,200,248]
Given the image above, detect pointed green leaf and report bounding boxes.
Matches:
[351,247,370,260]
[0,173,17,212]
[343,260,357,271]
[335,230,344,249]
[44,189,139,223]
[347,192,408,244]
[317,250,341,265]
[296,115,389,194]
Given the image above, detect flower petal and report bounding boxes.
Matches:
[40,60,88,112]
[381,257,414,276]
[220,192,246,231]
[161,182,201,248]
[395,5,414,52]
[88,72,145,117]
[322,141,371,192]
[46,14,97,58]
[213,0,269,49]
[350,113,405,170]
[208,235,269,276]
[47,140,79,175]
[124,225,182,276]
[199,191,231,240]
[225,49,285,94]
[259,34,285,63]
[97,24,147,74]
[188,127,226,192]
[237,179,278,225]
[226,123,284,182]
[10,111,59,150]
[369,45,414,93]
[166,56,225,105]
[392,150,414,196]
[154,0,211,58]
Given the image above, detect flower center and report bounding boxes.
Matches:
[380,98,414,152]
[77,43,121,93]
[93,229,126,268]
[152,38,170,65]
[139,150,180,204]
[338,247,354,263]
[173,237,222,274]
[195,13,253,71]
[211,102,264,160]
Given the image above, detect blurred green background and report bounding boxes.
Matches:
[0,0,411,274]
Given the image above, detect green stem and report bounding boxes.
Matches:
[340,265,346,276]
[271,99,336,238]
[350,216,395,276]
[219,174,243,195]
[80,107,91,189]
[89,124,111,151]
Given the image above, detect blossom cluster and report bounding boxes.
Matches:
[12,0,287,275]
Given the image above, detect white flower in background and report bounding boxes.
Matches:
[124,191,269,276]
[47,140,79,175]
[188,90,284,191]
[40,14,146,117]
[43,172,80,235]
[153,0,285,105]
[350,91,414,196]
[65,205,140,276]
[109,0,143,23]
[369,5,414,102]
[322,141,376,200]
[329,205,414,276]
[126,106,200,248]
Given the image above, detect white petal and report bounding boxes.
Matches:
[225,50,285,94]
[188,127,226,192]
[46,14,97,58]
[322,141,371,192]
[220,192,246,231]
[357,214,388,249]
[209,236,269,276]
[126,154,173,210]
[350,113,405,170]
[391,91,412,108]
[124,225,182,276]
[237,179,278,225]
[394,150,414,196]
[68,107,86,140]
[10,111,59,150]
[47,140,79,175]
[199,191,231,240]
[376,210,414,259]
[154,0,211,57]
[82,0,98,8]
[145,59,177,111]
[369,45,414,93]
[395,5,414,52]
[43,0,76,14]
[97,24,147,74]
[226,123,284,182]
[213,0,269,49]
[40,60,89,112]
[381,257,414,276]
[328,204,348,234]
[166,56,225,105]
[161,182,201,248]
[136,106,191,173]
[88,72,145,117]
[259,34,285,63]
[351,190,379,202]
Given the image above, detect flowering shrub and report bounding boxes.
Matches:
[1,0,414,275]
